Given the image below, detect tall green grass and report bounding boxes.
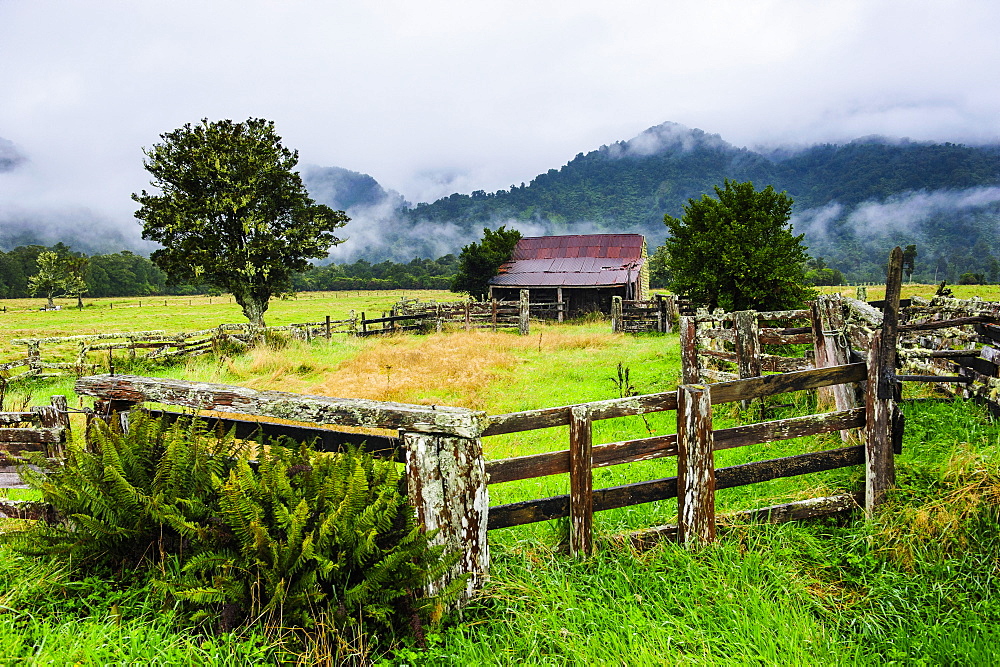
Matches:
[1,317,998,664]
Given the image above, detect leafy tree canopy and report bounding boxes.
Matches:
[664,180,814,311]
[133,118,349,328]
[450,226,522,299]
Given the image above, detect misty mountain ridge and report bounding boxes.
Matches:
[2,122,999,283]
[306,121,1000,282]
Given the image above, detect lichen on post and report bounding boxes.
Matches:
[403,430,490,606]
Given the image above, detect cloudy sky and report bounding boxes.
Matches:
[1,0,998,247]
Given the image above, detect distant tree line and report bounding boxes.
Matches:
[0,244,199,299]
[292,255,459,291]
[0,244,463,300]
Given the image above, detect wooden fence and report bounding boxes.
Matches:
[393,291,567,335]
[0,395,69,495]
[613,294,681,333]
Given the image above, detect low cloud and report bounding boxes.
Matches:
[605,122,733,158]
[0,137,26,173]
[845,186,1000,236]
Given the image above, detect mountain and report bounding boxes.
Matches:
[389,123,1000,283]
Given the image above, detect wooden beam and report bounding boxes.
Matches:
[76,374,485,438]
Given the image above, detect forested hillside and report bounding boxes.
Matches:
[4,123,1000,288]
[393,124,1000,283]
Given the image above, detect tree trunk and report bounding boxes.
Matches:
[233,289,269,338]
[46,294,55,309]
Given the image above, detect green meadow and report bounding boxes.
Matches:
[0,288,998,664]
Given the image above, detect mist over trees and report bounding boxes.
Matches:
[4,122,1000,288]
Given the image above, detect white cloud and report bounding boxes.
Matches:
[1,0,999,253]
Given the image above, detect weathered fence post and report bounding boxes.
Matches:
[811,294,859,419]
[325,315,331,340]
[611,296,623,333]
[464,300,471,332]
[491,299,498,331]
[568,405,593,558]
[733,310,762,380]
[677,384,715,547]
[557,287,564,323]
[856,285,867,302]
[519,289,530,336]
[665,295,678,332]
[680,316,699,384]
[27,341,41,377]
[656,294,666,333]
[402,422,489,605]
[865,331,897,512]
[865,247,903,512]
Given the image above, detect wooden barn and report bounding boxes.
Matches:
[488,233,649,315]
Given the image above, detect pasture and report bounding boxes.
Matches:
[1,287,999,664]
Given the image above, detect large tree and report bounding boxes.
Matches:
[28,251,70,309]
[664,180,814,311]
[133,118,349,329]
[450,226,522,299]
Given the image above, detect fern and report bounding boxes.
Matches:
[3,410,463,643]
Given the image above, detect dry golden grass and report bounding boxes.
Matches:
[307,328,617,410]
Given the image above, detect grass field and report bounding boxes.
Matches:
[1,289,999,664]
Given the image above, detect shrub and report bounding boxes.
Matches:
[3,413,460,643]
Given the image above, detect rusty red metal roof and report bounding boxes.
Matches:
[490,234,645,288]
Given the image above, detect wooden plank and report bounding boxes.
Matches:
[897,375,973,383]
[488,446,864,530]
[146,410,403,460]
[700,328,735,342]
[0,500,61,522]
[709,362,867,405]
[627,494,861,550]
[76,374,485,439]
[714,445,864,490]
[714,408,866,450]
[899,316,997,332]
[485,433,678,484]
[0,413,35,424]
[483,391,679,436]
[761,355,812,373]
[488,408,863,485]
[759,332,813,345]
[677,384,714,546]
[975,323,1000,343]
[948,355,998,378]
[568,406,593,557]
[0,428,62,444]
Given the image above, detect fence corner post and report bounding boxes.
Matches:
[402,422,489,607]
[677,383,715,548]
[569,405,593,558]
[680,316,699,384]
[611,296,623,332]
[733,310,762,380]
[519,289,530,336]
[864,331,897,512]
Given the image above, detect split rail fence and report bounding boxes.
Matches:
[393,290,566,335]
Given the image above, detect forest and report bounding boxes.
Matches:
[0,243,460,299]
